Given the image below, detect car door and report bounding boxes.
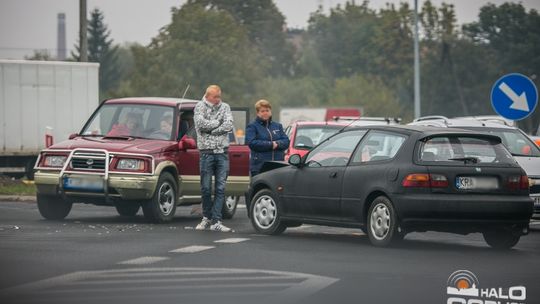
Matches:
[283,130,366,220]
[340,131,408,223]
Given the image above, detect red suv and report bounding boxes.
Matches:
[34,97,250,223]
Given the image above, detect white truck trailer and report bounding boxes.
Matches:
[0,60,99,178]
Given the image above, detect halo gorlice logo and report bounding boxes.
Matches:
[446,270,527,304]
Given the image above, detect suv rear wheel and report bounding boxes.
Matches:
[115,201,140,217]
[37,194,72,220]
[142,172,177,223]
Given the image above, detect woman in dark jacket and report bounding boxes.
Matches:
[245,99,290,176]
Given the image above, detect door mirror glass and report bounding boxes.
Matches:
[288,154,302,166]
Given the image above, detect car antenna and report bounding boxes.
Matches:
[337,117,361,133]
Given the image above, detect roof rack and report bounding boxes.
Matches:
[413,115,449,123]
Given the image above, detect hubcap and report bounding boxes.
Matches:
[225,196,237,211]
[253,195,276,228]
[370,203,391,240]
[158,182,174,216]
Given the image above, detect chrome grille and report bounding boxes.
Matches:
[70,151,106,171]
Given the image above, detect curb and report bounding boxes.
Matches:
[0,195,36,203]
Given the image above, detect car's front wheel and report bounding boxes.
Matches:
[367,196,400,247]
[142,172,177,223]
[483,228,521,250]
[221,196,239,219]
[115,201,140,217]
[37,194,72,220]
[250,189,286,235]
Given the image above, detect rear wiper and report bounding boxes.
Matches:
[448,157,479,164]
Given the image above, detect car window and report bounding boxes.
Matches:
[419,136,515,164]
[352,131,407,163]
[305,130,366,167]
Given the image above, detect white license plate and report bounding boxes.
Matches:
[63,176,104,191]
[533,196,540,207]
[456,177,498,190]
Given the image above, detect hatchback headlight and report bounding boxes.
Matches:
[43,155,67,167]
[117,158,145,170]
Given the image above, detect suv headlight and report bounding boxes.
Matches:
[43,155,67,167]
[117,158,145,170]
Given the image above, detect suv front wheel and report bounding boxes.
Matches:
[142,172,177,223]
[37,194,72,220]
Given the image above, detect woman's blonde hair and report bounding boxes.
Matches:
[255,99,271,112]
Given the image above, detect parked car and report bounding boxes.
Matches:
[33,97,250,222]
[409,116,540,216]
[247,125,533,249]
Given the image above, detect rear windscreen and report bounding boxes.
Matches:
[419,136,516,164]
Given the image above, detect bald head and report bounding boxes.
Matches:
[205,85,222,104]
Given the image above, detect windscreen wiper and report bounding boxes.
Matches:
[448,156,479,164]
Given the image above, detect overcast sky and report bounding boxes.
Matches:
[1,0,539,59]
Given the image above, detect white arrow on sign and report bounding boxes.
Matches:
[498,82,529,112]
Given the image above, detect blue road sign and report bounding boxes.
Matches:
[491,73,538,121]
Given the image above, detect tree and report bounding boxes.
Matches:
[73,8,120,98]
[192,0,295,76]
[122,3,265,105]
[25,50,53,61]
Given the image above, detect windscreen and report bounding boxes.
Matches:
[81,104,176,140]
[420,136,516,164]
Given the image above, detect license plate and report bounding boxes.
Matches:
[456,176,498,190]
[533,196,540,207]
[63,176,104,192]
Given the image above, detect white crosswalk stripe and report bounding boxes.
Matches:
[169,245,215,253]
[118,256,169,265]
[214,238,250,244]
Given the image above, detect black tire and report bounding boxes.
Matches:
[221,196,239,219]
[115,201,140,217]
[366,196,400,247]
[142,172,177,223]
[483,228,521,250]
[25,159,36,180]
[37,194,72,220]
[249,189,286,235]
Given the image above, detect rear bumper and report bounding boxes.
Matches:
[393,193,533,233]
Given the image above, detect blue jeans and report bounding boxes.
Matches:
[199,153,229,222]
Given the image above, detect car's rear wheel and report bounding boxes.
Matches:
[115,201,140,216]
[483,228,521,250]
[221,196,239,219]
[37,194,72,220]
[250,189,286,235]
[367,196,400,247]
[142,172,177,223]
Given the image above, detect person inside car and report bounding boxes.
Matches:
[107,112,143,137]
[151,113,174,140]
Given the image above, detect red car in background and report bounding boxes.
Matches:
[284,121,349,160]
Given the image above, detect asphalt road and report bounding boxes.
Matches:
[1,201,539,304]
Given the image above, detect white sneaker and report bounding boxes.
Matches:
[195,217,211,230]
[210,221,232,232]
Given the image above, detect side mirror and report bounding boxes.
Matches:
[68,133,78,139]
[288,154,302,167]
[178,136,197,151]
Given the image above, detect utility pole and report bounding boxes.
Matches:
[79,0,87,62]
[413,0,421,118]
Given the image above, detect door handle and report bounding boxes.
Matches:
[329,172,337,178]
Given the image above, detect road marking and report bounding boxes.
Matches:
[169,245,215,253]
[214,237,250,243]
[117,256,169,265]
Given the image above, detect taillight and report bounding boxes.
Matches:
[402,173,448,188]
[507,175,529,191]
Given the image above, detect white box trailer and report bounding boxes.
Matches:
[0,60,99,178]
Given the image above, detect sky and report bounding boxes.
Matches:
[1,0,540,59]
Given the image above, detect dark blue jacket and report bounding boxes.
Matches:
[245,117,290,175]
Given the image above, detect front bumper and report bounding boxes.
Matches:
[35,170,159,201]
